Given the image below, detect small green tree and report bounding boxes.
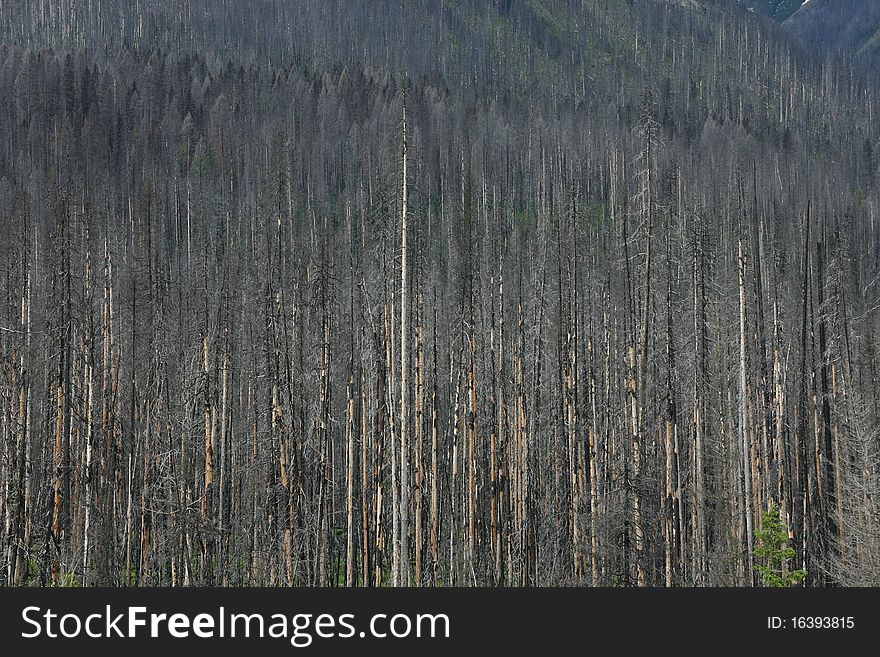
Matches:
[754,504,807,587]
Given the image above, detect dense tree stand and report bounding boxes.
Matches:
[0,0,879,587]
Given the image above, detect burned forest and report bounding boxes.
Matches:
[1,0,880,587]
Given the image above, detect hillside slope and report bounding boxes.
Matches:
[743,0,804,21]
[0,0,877,588]
[785,0,880,65]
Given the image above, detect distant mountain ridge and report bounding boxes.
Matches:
[784,0,880,66]
[741,0,804,21]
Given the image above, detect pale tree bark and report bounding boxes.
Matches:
[398,100,411,586]
[739,239,754,585]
